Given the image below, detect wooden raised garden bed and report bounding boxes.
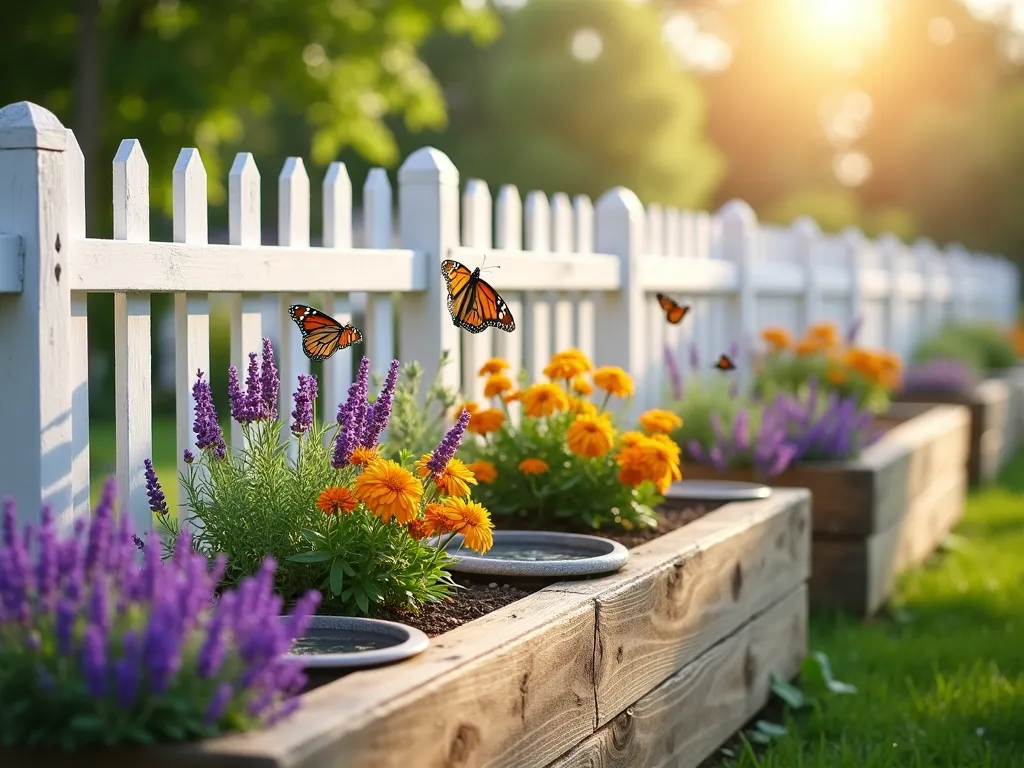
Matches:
[678,403,970,617]
[21,491,810,768]
[893,379,1014,485]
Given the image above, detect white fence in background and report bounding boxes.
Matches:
[0,100,1019,531]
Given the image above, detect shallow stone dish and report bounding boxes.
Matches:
[438,529,630,578]
[666,478,773,502]
[286,615,429,669]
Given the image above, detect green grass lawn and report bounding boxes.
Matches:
[724,452,1024,767]
[89,416,181,510]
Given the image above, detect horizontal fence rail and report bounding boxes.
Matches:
[0,99,1019,531]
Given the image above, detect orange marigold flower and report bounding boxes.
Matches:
[619,430,647,449]
[614,433,682,494]
[468,408,506,435]
[423,503,455,536]
[593,366,634,398]
[571,376,594,396]
[484,373,514,399]
[795,339,822,357]
[521,383,570,418]
[825,368,847,385]
[350,446,380,467]
[544,349,592,380]
[406,518,432,541]
[353,459,423,525]
[504,390,522,403]
[317,486,358,515]
[806,321,839,347]
[639,409,683,435]
[566,414,616,458]
[568,397,598,417]
[761,327,792,350]
[518,458,550,476]
[415,454,478,498]
[454,401,480,419]
[433,497,494,554]
[478,358,510,377]
[466,459,498,484]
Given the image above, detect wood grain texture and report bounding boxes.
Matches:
[548,586,807,768]
[584,490,810,725]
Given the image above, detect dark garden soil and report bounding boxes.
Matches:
[382,581,534,638]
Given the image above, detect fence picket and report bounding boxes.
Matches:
[364,168,395,380]
[524,190,552,381]
[321,161,354,421]
[66,130,90,522]
[551,191,575,354]
[573,195,597,363]
[495,184,524,389]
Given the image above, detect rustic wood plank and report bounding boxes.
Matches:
[579,490,810,726]
[811,465,966,615]
[548,586,808,768]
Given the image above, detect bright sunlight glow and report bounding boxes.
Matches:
[789,0,888,52]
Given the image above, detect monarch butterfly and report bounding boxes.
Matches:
[656,293,691,325]
[288,305,363,362]
[713,354,737,371]
[441,259,516,334]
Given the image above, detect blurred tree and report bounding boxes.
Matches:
[0,0,499,234]
[400,0,723,209]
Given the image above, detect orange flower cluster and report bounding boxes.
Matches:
[1010,323,1024,357]
[614,432,683,494]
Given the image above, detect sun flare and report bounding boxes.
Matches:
[789,0,888,51]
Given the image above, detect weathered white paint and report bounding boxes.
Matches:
[0,104,1019,530]
[112,139,154,532]
[0,102,75,527]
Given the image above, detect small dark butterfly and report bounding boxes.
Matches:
[656,293,691,325]
[713,354,737,371]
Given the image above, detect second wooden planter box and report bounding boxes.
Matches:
[893,378,1014,485]
[678,403,970,616]
[16,491,810,768]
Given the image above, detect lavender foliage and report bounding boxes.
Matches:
[0,479,319,749]
[899,357,979,396]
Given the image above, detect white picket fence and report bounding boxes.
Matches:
[0,100,1019,532]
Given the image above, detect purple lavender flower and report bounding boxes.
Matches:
[144,458,168,515]
[361,360,400,448]
[664,345,684,401]
[845,315,863,345]
[81,623,108,697]
[332,358,371,469]
[132,534,145,551]
[204,682,234,726]
[428,409,471,475]
[899,357,978,396]
[228,364,245,423]
[243,352,262,422]
[260,338,280,421]
[183,449,195,465]
[290,374,318,437]
[192,371,227,460]
[689,343,700,372]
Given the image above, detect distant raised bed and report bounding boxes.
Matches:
[894,379,1014,485]
[14,491,809,768]
[678,403,970,616]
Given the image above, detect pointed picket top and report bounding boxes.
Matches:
[172,148,208,244]
[792,215,820,239]
[645,202,664,255]
[364,167,393,249]
[399,146,458,185]
[717,198,757,232]
[595,187,644,259]
[113,139,150,242]
[574,194,594,253]
[551,192,573,253]
[279,157,310,248]
[664,206,681,257]
[595,186,643,216]
[0,101,67,150]
[323,161,352,248]
[524,190,551,252]
[462,179,493,249]
[65,130,86,239]
[229,152,261,247]
[495,184,523,250]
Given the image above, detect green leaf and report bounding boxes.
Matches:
[301,529,329,544]
[329,557,345,596]
[754,720,788,738]
[354,587,370,615]
[746,729,773,745]
[801,651,858,695]
[770,672,810,709]
[287,550,334,563]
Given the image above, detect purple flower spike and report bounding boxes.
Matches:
[845,315,863,345]
[664,345,683,401]
[260,339,280,421]
[428,409,471,474]
[227,365,244,423]
[243,352,262,423]
[362,360,400,448]
[290,374,318,437]
[689,343,700,372]
[332,358,370,468]
[143,459,168,515]
[183,449,195,465]
[192,371,227,460]
[733,409,750,452]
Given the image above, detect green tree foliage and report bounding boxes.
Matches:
[411,0,723,209]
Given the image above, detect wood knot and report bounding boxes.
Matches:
[743,649,757,691]
[775,531,787,551]
[610,707,636,752]
[616,645,624,663]
[446,723,480,767]
[666,559,685,596]
[731,562,743,602]
[55,234,61,252]
[54,264,61,282]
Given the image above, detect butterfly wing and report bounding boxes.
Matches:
[442,260,516,334]
[714,354,737,371]
[288,304,363,361]
[656,293,690,325]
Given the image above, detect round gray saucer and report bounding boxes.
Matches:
[438,529,629,578]
[286,615,429,669]
[666,479,772,501]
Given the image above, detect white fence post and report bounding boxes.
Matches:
[397,147,462,397]
[495,184,524,387]
[112,139,154,533]
[364,168,396,376]
[0,102,76,527]
[793,216,821,334]
[913,238,942,338]
[841,227,866,338]
[718,200,758,385]
[594,187,645,416]
[946,243,972,323]
[878,235,903,356]
[321,160,355,417]
[66,130,90,521]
